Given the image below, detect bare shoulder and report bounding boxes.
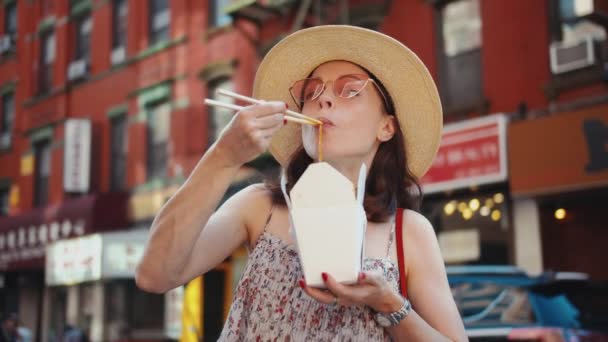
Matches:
[218,183,274,237]
[401,209,437,242]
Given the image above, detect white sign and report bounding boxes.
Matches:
[46,234,102,285]
[165,286,184,339]
[64,119,91,193]
[45,229,149,285]
[438,229,480,263]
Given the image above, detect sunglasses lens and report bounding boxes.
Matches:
[291,78,324,103]
[335,75,367,98]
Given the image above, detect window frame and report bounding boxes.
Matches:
[112,0,128,50]
[110,113,128,191]
[33,139,52,208]
[148,0,170,46]
[4,1,17,40]
[0,91,14,150]
[208,0,232,28]
[72,11,92,63]
[145,100,170,181]
[0,182,9,216]
[433,0,487,116]
[38,29,55,95]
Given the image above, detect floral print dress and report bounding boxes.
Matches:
[219,218,400,342]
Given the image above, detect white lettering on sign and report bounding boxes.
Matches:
[28,226,37,246]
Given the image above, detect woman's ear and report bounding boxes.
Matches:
[377,115,396,142]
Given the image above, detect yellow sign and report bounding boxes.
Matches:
[9,185,19,207]
[20,153,34,176]
[180,276,202,342]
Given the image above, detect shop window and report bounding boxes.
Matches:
[422,191,512,265]
[207,77,234,148]
[127,280,165,335]
[436,0,484,114]
[110,114,128,191]
[38,30,55,94]
[209,0,232,28]
[33,139,52,207]
[0,91,14,150]
[146,101,171,181]
[204,269,226,341]
[149,0,170,45]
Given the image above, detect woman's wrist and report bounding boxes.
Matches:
[373,289,405,313]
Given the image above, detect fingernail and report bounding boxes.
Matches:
[298,279,306,289]
[322,272,328,282]
[284,102,289,109]
[359,272,366,280]
[283,117,287,126]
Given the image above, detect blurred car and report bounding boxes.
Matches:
[447,266,608,342]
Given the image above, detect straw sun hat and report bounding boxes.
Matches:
[253,25,443,179]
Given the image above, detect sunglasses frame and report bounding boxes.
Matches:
[288,73,390,111]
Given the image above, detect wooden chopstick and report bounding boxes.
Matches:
[204,99,317,126]
[216,89,323,125]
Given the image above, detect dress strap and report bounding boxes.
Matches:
[395,208,408,298]
[262,205,275,232]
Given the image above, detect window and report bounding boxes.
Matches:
[5,1,17,40]
[0,184,9,216]
[0,92,14,150]
[110,114,128,191]
[209,0,232,28]
[204,269,226,341]
[34,140,52,207]
[38,30,55,94]
[207,78,234,147]
[553,0,606,44]
[112,0,128,50]
[149,0,170,45]
[146,101,170,180]
[73,13,92,62]
[437,0,483,113]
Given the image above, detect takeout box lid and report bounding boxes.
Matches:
[289,162,366,208]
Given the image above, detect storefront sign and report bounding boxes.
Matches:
[20,153,33,176]
[421,114,508,193]
[46,229,149,286]
[0,193,128,271]
[64,119,91,193]
[438,229,481,263]
[509,104,608,196]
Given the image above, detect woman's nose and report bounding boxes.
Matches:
[316,90,335,110]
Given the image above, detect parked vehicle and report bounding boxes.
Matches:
[447,266,608,341]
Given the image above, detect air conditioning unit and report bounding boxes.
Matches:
[67,59,88,81]
[550,36,596,74]
[110,46,126,65]
[0,35,12,54]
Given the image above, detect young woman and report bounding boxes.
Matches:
[136,25,467,341]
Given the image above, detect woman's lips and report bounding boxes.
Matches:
[318,117,334,127]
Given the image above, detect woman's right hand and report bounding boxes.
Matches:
[211,101,287,168]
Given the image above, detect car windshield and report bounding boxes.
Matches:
[451,281,536,327]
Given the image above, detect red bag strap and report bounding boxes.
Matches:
[395,208,408,298]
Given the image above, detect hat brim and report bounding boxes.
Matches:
[253,25,442,179]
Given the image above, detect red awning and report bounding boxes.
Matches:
[0,192,129,271]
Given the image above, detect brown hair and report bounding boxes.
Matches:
[266,69,422,222]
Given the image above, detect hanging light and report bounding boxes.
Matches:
[462,208,473,220]
[458,202,468,212]
[555,208,566,220]
[480,206,490,216]
[491,210,501,221]
[469,198,480,211]
[444,201,456,216]
[493,193,504,204]
[485,198,494,208]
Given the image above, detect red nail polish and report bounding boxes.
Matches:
[283,118,287,126]
[322,273,328,282]
[298,280,305,288]
[284,102,289,109]
[360,272,366,280]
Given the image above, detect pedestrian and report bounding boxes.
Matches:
[137,25,467,341]
[0,313,18,342]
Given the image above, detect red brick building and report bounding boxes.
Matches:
[0,0,606,341]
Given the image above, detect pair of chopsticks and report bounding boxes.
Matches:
[204,89,322,126]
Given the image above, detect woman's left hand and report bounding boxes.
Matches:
[299,271,404,313]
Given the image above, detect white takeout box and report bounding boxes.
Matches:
[281,162,367,288]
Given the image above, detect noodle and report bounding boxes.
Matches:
[318,124,323,162]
